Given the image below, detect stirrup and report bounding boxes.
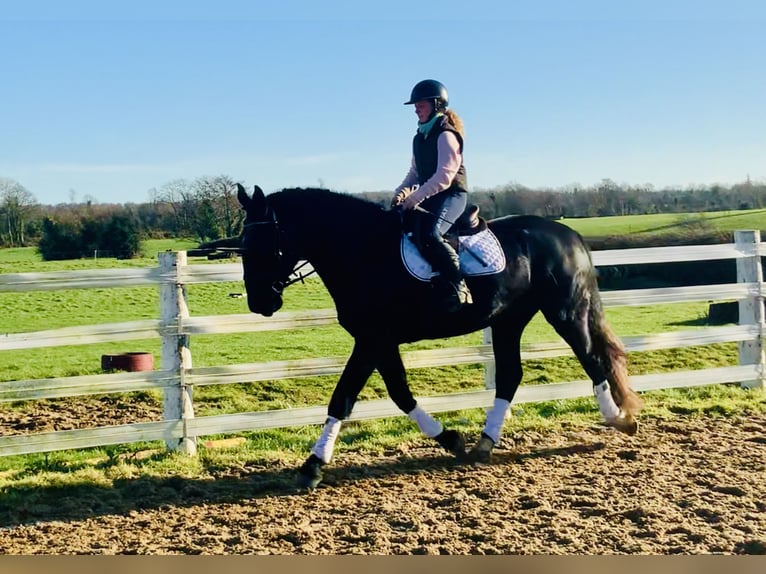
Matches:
[455,279,472,305]
[434,278,472,312]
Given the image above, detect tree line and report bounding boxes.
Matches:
[1,175,764,260]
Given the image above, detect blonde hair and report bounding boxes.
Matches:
[444,109,464,137]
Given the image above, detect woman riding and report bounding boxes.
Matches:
[391,79,471,312]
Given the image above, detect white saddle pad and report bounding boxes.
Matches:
[401,228,507,282]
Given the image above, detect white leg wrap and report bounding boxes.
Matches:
[311,416,342,464]
[408,405,444,438]
[594,381,621,420]
[482,398,511,443]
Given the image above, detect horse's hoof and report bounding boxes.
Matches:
[605,412,639,436]
[296,454,324,489]
[435,429,466,458]
[467,433,495,464]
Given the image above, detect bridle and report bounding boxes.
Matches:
[240,207,315,297]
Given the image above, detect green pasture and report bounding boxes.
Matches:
[558,208,766,238]
[0,238,199,274]
[0,214,764,491]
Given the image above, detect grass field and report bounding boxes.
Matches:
[0,210,764,483]
[555,208,766,237]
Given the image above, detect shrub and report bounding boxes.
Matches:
[37,213,142,261]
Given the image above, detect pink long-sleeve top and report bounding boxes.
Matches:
[394,130,463,206]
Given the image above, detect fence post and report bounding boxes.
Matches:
[735,230,765,389]
[159,250,197,454]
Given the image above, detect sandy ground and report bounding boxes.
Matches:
[0,401,764,555]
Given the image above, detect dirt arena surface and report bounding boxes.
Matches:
[1,406,765,555]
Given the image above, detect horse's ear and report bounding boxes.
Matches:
[236,183,251,209]
[237,183,267,217]
[251,185,268,217]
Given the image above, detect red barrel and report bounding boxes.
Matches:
[101,352,154,372]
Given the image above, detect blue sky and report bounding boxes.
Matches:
[2,1,765,205]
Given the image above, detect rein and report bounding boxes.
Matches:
[280,260,315,289]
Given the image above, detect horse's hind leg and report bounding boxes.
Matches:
[541,293,643,435]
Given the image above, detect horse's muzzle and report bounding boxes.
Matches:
[247,293,283,317]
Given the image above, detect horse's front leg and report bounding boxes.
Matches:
[297,341,376,489]
[469,319,526,463]
[376,344,466,458]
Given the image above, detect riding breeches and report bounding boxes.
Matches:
[407,190,467,283]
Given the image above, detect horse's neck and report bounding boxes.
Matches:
[276,195,396,286]
[290,215,386,264]
[277,195,388,256]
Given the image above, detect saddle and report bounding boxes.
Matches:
[401,204,506,282]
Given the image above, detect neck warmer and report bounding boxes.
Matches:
[417,112,443,137]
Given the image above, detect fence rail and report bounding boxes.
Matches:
[0,231,763,457]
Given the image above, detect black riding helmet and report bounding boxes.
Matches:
[404,79,449,112]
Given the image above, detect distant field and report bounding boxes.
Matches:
[558,208,766,237]
[0,238,198,273]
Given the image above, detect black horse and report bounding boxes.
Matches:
[228,184,643,488]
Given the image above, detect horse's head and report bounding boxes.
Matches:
[237,183,293,317]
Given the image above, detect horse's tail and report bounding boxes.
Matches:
[587,289,644,416]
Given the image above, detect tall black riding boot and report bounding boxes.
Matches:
[424,238,472,313]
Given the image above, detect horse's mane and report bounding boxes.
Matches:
[266,187,399,267]
[271,188,387,218]
[269,188,394,238]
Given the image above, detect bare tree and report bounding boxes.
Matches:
[193,175,243,239]
[147,175,244,241]
[0,178,37,246]
[152,179,198,237]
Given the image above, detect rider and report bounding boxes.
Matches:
[391,79,471,312]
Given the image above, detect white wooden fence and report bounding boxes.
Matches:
[0,231,763,457]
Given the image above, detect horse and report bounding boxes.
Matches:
[226,183,643,488]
